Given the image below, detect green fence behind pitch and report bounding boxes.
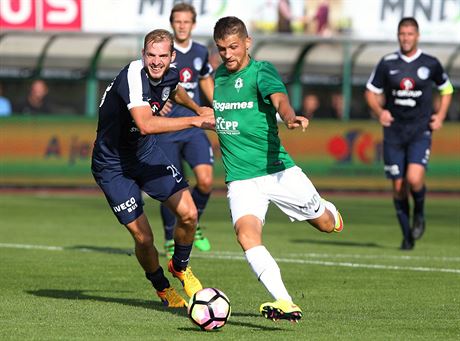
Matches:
[1,117,459,191]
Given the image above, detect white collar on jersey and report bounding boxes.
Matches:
[398,48,422,63]
[174,39,193,54]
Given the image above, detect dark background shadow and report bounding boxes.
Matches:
[27,289,287,331]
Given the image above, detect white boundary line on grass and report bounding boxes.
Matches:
[192,252,460,274]
[2,242,460,274]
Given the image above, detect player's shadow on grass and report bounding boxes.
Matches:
[28,290,285,332]
[67,245,134,256]
[27,289,187,317]
[290,238,382,248]
[178,311,286,332]
[178,321,285,332]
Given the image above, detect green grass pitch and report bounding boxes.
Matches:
[0,192,459,340]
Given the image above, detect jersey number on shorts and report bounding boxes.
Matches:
[167,164,183,183]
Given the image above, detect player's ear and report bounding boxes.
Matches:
[171,50,176,63]
[245,36,252,51]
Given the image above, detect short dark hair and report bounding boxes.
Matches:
[398,17,419,32]
[143,29,174,52]
[213,16,248,41]
[170,3,197,24]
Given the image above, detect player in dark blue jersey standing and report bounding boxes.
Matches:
[156,3,215,258]
[365,17,453,250]
[91,29,215,307]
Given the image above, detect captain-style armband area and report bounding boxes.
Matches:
[439,81,454,96]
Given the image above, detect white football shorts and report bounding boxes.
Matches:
[227,166,325,226]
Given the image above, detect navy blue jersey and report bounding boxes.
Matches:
[92,59,179,167]
[168,40,213,118]
[367,49,451,127]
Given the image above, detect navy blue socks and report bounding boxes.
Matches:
[393,197,412,242]
[145,266,170,291]
[172,243,193,271]
[411,185,426,218]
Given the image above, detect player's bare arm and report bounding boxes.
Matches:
[130,105,214,134]
[365,90,394,127]
[430,93,452,130]
[170,84,214,117]
[199,76,214,104]
[270,92,309,131]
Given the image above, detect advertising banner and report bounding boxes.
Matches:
[1,118,459,190]
[1,0,458,42]
[0,0,82,31]
[343,0,460,42]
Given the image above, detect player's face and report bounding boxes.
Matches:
[142,40,176,81]
[171,11,195,44]
[398,25,419,56]
[215,34,251,73]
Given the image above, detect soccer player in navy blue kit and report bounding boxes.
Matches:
[156,3,215,258]
[91,29,215,307]
[365,17,453,250]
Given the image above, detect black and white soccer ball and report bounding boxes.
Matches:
[187,287,231,331]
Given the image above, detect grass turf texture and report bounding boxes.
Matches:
[0,192,459,340]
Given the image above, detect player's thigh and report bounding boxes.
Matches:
[268,166,325,221]
[181,131,214,169]
[137,145,189,202]
[407,130,431,167]
[92,167,143,225]
[227,178,269,227]
[383,139,406,179]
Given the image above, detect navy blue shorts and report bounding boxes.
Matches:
[155,129,214,173]
[92,145,188,225]
[383,126,432,179]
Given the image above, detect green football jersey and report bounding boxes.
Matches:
[213,58,295,182]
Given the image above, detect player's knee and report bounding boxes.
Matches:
[196,176,213,194]
[177,206,198,229]
[406,175,423,190]
[134,231,154,248]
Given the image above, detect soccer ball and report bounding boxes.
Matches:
[187,287,231,331]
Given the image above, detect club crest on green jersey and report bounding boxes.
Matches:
[234,77,243,92]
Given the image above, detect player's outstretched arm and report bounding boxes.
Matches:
[270,92,309,131]
[171,85,214,117]
[130,105,215,135]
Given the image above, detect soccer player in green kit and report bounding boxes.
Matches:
[212,16,344,322]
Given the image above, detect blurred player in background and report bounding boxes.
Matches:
[212,16,344,322]
[92,29,214,307]
[365,17,453,250]
[156,3,215,259]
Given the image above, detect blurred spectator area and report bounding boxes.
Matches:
[0,31,459,119]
